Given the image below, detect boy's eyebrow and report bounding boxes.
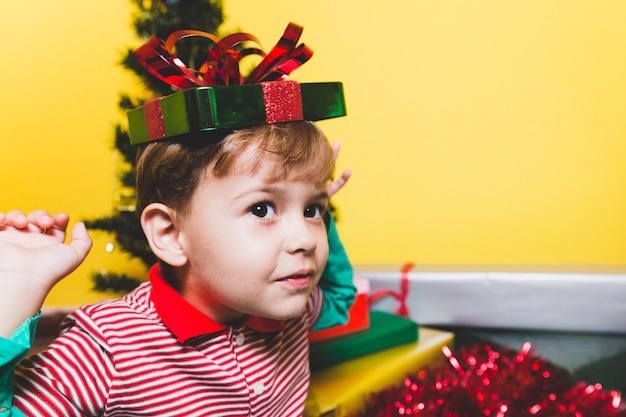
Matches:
[234,185,329,201]
[312,190,330,201]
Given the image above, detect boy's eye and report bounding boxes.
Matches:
[250,203,275,218]
[304,204,326,219]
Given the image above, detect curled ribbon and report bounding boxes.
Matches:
[134,22,313,89]
[368,262,414,318]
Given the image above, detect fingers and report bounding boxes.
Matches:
[26,210,62,235]
[43,213,71,237]
[1,210,31,228]
[328,169,352,198]
[328,142,352,198]
[1,210,71,235]
[331,142,341,161]
[70,222,93,262]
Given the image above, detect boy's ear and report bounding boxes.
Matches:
[141,203,188,267]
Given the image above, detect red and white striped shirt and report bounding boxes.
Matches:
[14,265,324,416]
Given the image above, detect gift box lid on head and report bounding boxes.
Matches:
[127,82,347,145]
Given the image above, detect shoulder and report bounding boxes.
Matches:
[60,282,165,347]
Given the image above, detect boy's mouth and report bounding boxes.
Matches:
[277,270,313,289]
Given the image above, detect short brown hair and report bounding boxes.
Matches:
[135,121,335,217]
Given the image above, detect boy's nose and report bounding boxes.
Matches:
[285,218,318,254]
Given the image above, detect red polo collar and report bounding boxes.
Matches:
[148,264,284,343]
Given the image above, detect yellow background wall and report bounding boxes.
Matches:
[2,1,626,306]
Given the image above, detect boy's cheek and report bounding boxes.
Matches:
[318,251,330,273]
[313,274,323,288]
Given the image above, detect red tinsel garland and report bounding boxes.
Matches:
[352,342,625,417]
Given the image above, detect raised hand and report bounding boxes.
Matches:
[0,210,92,337]
[328,142,352,198]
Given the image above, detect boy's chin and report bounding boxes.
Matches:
[264,303,308,321]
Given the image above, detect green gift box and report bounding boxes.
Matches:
[127,81,346,145]
[309,310,419,370]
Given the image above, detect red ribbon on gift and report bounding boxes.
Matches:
[142,97,166,140]
[134,22,313,89]
[261,81,303,123]
[368,262,414,318]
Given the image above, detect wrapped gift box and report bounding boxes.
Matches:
[309,277,370,343]
[361,265,626,333]
[309,310,418,370]
[305,326,454,417]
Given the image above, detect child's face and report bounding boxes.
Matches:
[176,149,330,325]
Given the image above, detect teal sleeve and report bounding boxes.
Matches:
[0,314,38,417]
[313,215,357,331]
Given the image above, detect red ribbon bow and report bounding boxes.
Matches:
[368,262,414,318]
[134,22,313,89]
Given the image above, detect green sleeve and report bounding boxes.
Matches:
[0,314,38,417]
[313,215,357,331]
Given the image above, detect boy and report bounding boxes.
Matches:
[0,24,355,416]
[0,121,354,416]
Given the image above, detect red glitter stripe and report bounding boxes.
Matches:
[261,81,303,124]
[143,97,166,140]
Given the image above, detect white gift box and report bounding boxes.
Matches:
[360,265,626,334]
